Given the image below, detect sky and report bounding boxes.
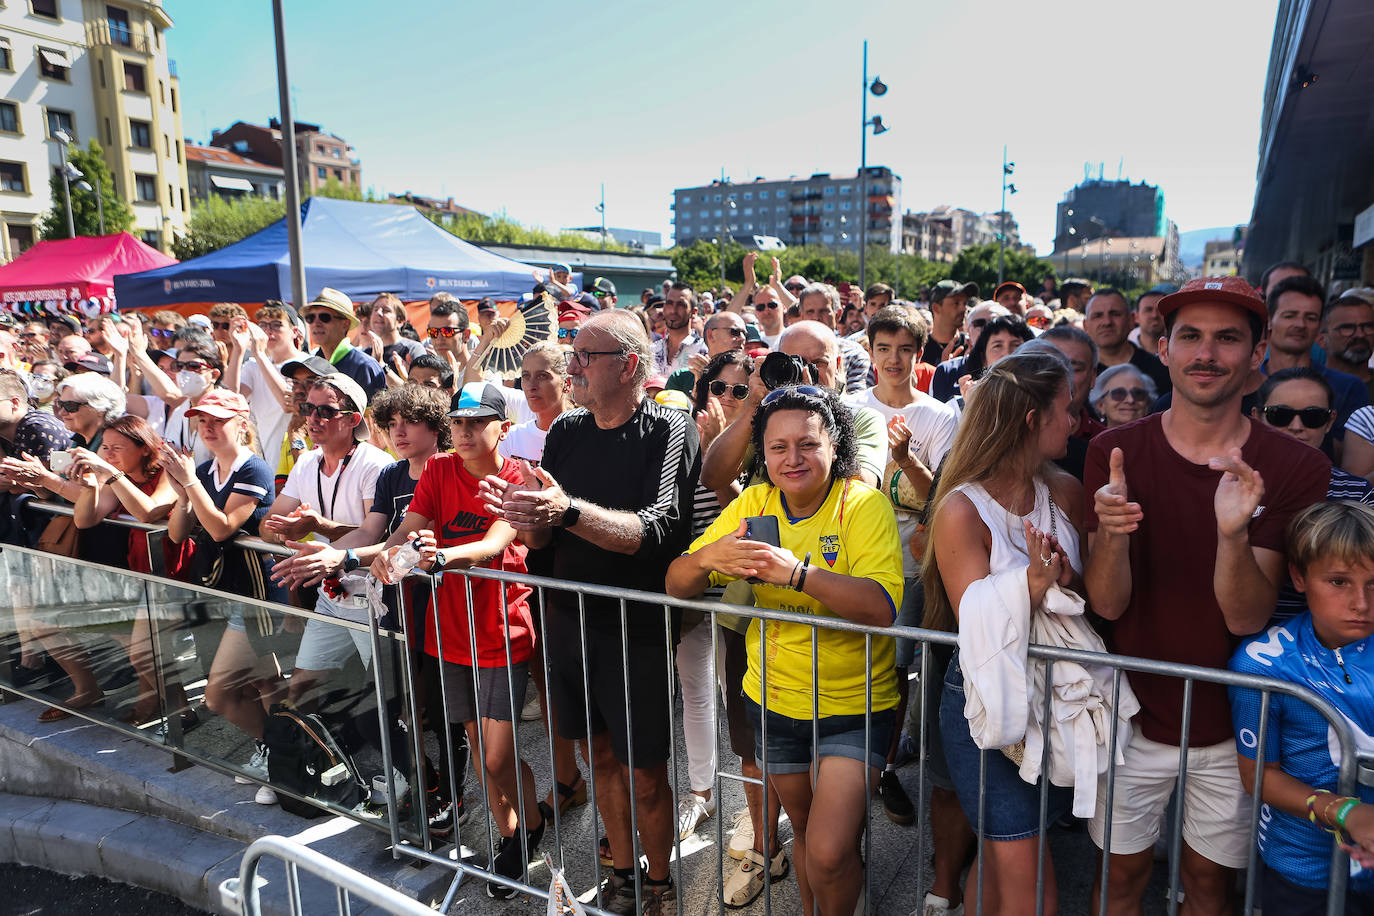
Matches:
[163,0,1280,256]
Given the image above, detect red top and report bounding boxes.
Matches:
[914,362,936,394]
[1085,414,1330,747]
[1075,412,1107,440]
[409,454,532,667]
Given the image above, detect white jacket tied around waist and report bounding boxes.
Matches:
[957,571,1141,819]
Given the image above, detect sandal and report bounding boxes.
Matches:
[555,776,587,815]
[599,834,613,867]
[38,695,104,723]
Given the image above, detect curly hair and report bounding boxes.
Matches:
[748,386,859,485]
[369,384,452,450]
[692,351,755,413]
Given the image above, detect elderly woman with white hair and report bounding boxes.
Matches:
[0,373,126,505]
[1088,363,1157,429]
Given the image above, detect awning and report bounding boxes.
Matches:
[209,175,254,193]
[39,48,69,67]
[0,37,11,49]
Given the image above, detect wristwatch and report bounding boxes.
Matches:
[432,549,448,569]
[342,549,360,573]
[560,498,581,528]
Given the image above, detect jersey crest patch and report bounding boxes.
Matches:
[818,534,840,567]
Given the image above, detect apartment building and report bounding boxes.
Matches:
[184,143,284,203]
[0,0,188,259]
[210,118,361,196]
[671,167,901,253]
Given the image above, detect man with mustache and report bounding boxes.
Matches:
[1319,288,1374,403]
[1084,276,1331,916]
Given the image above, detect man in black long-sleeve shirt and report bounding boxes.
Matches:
[483,310,699,914]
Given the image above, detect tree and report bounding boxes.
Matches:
[949,243,1056,296]
[668,241,951,301]
[428,209,633,253]
[309,175,364,201]
[171,194,285,259]
[39,140,134,240]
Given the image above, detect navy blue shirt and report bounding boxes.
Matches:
[371,460,419,532]
[318,344,385,399]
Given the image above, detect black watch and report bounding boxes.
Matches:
[342,549,360,573]
[560,498,581,528]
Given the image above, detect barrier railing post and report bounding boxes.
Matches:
[1241,690,1270,916]
[364,588,399,856]
[1035,658,1053,916]
[862,633,873,916]
[395,575,431,852]
[618,597,642,914]
[576,592,604,910]
[461,574,496,881]
[663,603,684,898]
[915,640,930,908]
[1098,666,1123,916]
[1166,679,1194,916]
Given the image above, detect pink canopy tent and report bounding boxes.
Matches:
[0,233,177,317]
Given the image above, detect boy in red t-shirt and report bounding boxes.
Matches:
[374,382,546,898]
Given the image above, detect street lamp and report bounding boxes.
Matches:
[998,146,1017,285]
[596,183,606,249]
[53,129,76,238]
[75,174,104,235]
[718,194,736,290]
[858,40,890,288]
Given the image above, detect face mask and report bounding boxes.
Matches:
[177,370,208,398]
[29,378,54,400]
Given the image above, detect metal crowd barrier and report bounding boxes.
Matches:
[221,835,434,916]
[1,504,1362,916]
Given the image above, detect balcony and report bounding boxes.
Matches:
[88,21,154,55]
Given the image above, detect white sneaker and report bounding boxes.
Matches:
[723,847,788,908]
[676,793,716,840]
[919,892,964,916]
[726,808,754,860]
[254,784,278,805]
[235,742,269,785]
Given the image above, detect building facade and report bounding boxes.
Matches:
[1201,239,1240,277]
[0,0,188,259]
[1053,178,1165,254]
[1051,225,1185,288]
[671,167,901,253]
[901,206,1023,263]
[185,143,283,203]
[210,118,361,197]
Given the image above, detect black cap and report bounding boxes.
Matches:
[591,277,617,296]
[447,382,508,420]
[64,353,113,375]
[280,354,335,379]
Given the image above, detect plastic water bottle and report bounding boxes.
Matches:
[390,537,423,581]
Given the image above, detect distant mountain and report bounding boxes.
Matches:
[1178,226,1239,268]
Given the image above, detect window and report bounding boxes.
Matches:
[316,166,326,179]
[743,208,753,216]
[98,60,106,88]
[38,47,70,81]
[840,185,852,194]
[170,87,177,112]
[31,0,59,19]
[743,192,753,200]
[759,191,769,199]
[123,61,145,92]
[0,103,18,134]
[822,234,835,244]
[714,209,722,218]
[166,182,172,205]
[331,148,341,158]
[824,187,836,196]
[141,230,160,247]
[176,140,182,163]
[163,134,170,156]
[0,38,12,72]
[106,6,132,45]
[45,109,74,140]
[103,117,112,145]
[159,80,165,104]
[841,201,852,211]
[333,168,343,181]
[0,162,27,193]
[680,195,690,204]
[129,119,151,148]
[713,194,721,202]
[180,188,186,211]
[135,174,156,202]
[824,202,835,211]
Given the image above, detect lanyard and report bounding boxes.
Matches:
[315,444,357,522]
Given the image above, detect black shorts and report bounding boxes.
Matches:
[545,612,671,768]
[1262,861,1374,916]
[718,626,756,761]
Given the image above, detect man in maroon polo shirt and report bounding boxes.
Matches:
[1083,276,1330,915]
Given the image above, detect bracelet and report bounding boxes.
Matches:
[794,552,811,592]
[1335,798,1361,830]
[1308,789,1334,826]
[107,471,126,485]
[787,560,801,588]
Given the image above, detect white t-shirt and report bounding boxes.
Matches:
[843,386,959,577]
[494,383,535,426]
[499,418,552,463]
[163,399,213,466]
[240,351,306,466]
[280,441,390,546]
[135,394,170,438]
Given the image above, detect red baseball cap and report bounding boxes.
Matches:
[557,299,592,323]
[186,389,250,420]
[994,281,1027,299]
[1157,276,1266,321]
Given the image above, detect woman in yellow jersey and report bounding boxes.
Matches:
[667,385,902,916]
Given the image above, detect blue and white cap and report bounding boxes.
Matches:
[447,382,507,420]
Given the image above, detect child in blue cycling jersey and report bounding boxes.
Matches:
[1230,501,1374,915]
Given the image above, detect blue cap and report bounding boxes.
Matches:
[447,382,507,420]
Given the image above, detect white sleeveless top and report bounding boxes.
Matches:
[952,478,1082,576]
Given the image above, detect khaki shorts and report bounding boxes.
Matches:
[1087,731,1250,868]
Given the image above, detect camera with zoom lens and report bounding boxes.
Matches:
[758,351,816,390]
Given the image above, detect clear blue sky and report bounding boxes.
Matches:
[164,0,1278,255]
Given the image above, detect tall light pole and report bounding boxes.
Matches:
[54,129,76,238]
[858,40,889,289]
[596,183,606,249]
[998,146,1017,285]
[272,0,306,309]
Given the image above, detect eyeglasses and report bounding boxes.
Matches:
[149,328,176,339]
[571,349,625,367]
[303,312,336,325]
[54,399,86,414]
[257,321,285,332]
[1262,405,1333,429]
[211,321,234,331]
[761,384,827,406]
[558,327,578,339]
[83,326,101,335]
[709,380,750,400]
[174,360,210,372]
[1105,387,1149,403]
[298,403,355,420]
[1331,321,1374,337]
[427,327,461,339]
[970,318,989,330]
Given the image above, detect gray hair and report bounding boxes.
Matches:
[57,372,126,421]
[1089,363,1156,407]
[799,283,840,313]
[584,309,652,387]
[1039,324,1099,367]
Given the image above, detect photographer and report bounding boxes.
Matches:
[699,321,884,492]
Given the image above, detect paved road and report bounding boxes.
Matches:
[0,863,208,915]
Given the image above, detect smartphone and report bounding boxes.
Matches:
[48,449,73,475]
[743,515,780,547]
[837,281,852,298]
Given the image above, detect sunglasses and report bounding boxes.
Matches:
[298,403,355,420]
[970,318,989,330]
[257,320,285,332]
[1262,405,1333,429]
[1105,387,1149,403]
[149,328,176,339]
[713,326,746,337]
[54,399,86,413]
[18,331,42,340]
[709,380,749,400]
[303,312,336,325]
[761,384,826,406]
[784,284,805,293]
[174,360,210,372]
[558,327,578,339]
[592,290,611,298]
[211,321,234,331]
[427,327,461,339]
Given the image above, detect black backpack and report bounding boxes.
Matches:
[263,702,365,818]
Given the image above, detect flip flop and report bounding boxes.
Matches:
[38,696,104,723]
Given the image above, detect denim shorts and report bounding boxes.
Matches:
[939,651,1071,841]
[894,576,923,669]
[745,697,894,774]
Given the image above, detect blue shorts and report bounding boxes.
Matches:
[894,576,923,669]
[745,697,894,774]
[1263,860,1374,915]
[939,651,1071,841]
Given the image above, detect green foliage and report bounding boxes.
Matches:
[667,242,952,301]
[949,243,1057,295]
[427,210,633,253]
[309,176,365,201]
[170,194,285,260]
[39,140,134,240]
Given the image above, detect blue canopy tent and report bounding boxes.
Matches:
[113,198,555,308]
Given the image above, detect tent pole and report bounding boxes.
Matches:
[273,0,307,309]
